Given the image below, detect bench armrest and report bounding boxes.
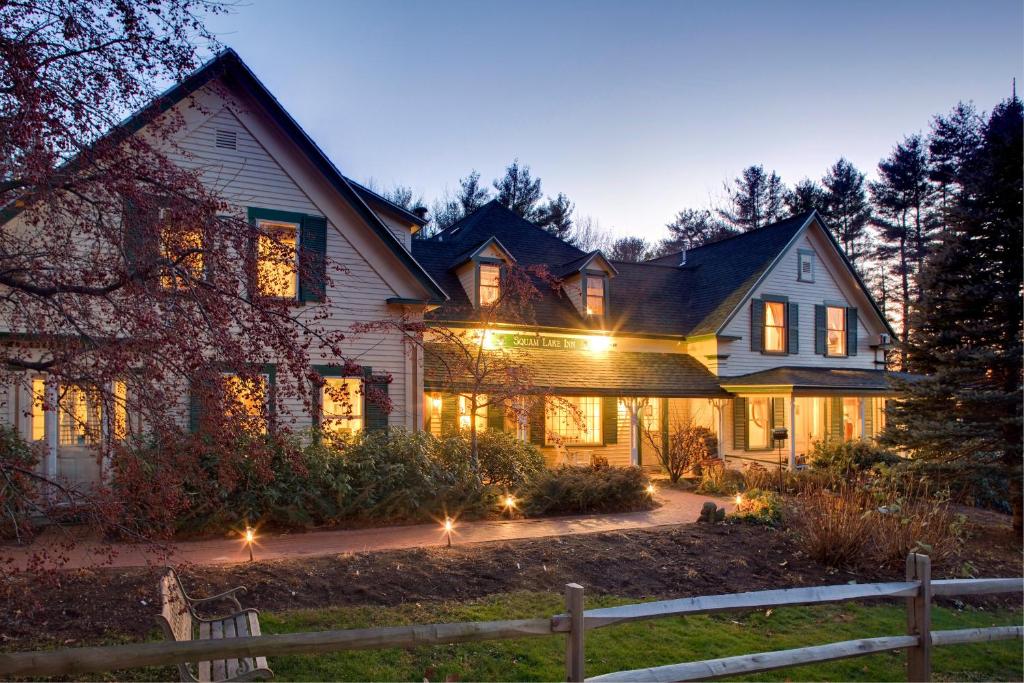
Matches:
[188,585,247,612]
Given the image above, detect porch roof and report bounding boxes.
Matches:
[423,344,729,398]
[719,367,909,395]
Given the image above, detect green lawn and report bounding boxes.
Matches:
[257,592,1022,682]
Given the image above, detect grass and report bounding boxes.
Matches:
[255,592,1022,682]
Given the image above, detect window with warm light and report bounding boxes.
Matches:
[57,385,103,446]
[112,380,128,441]
[223,373,269,432]
[585,277,605,317]
[160,226,204,289]
[31,377,46,441]
[458,394,487,432]
[321,377,363,436]
[763,300,786,352]
[256,220,298,298]
[640,398,661,432]
[478,263,500,306]
[873,397,887,434]
[827,306,847,356]
[546,396,602,445]
[842,397,862,440]
[747,397,771,450]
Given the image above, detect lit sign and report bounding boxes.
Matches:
[489,333,609,352]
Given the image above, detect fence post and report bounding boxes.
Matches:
[564,583,585,682]
[906,552,932,682]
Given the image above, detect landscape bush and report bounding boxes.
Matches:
[473,430,546,490]
[729,488,782,525]
[0,426,42,540]
[808,439,901,476]
[696,459,745,495]
[643,420,715,483]
[520,465,653,516]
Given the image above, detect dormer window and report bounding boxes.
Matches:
[585,275,605,317]
[479,263,500,306]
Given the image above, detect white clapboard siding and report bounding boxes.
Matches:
[719,228,881,377]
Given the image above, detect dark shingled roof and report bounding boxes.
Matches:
[719,367,908,392]
[423,343,728,397]
[414,202,813,337]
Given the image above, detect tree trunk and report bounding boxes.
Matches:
[899,237,911,371]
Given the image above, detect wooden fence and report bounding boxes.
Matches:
[0,553,1019,682]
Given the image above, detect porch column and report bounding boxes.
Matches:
[44,381,58,480]
[858,397,866,440]
[628,400,640,467]
[715,400,726,459]
[788,395,797,471]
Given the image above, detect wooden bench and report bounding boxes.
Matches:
[156,568,273,682]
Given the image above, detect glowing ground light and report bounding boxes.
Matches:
[443,517,454,547]
[735,494,744,506]
[646,484,656,495]
[504,495,516,508]
[243,526,255,562]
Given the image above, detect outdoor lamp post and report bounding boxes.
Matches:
[443,516,454,547]
[772,426,789,489]
[243,526,255,562]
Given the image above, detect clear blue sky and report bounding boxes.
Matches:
[205,0,1021,240]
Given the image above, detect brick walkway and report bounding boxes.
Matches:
[11,488,731,569]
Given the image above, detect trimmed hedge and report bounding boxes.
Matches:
[520,465,654,516]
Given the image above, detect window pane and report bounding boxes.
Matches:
[747,397,771,449]
[257,221,298,298]
[160,226,204,289]
[31,378,46,441]
[223,374,268,433]
[826,306,846,356]
[586,278,604,316]
[322,377,363,436]
[113,380,128,441]
[640,398,660,432]
[458,394,487,432]
[479,264,500,306]
[546,396,602,445]
[842,397,862,440]
[764,301,786,352]
[58,385,102,446]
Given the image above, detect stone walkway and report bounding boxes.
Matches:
[12,488,731,569]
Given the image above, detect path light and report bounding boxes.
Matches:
[443,516,454,547]
[503,495,516,517]
[734,493,743,507]
[243,526,256,562]
[646,483,656,496]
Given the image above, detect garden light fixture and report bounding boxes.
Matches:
[443,516,454,547]
[243,526,255,562]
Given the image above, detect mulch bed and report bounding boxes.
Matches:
[0,508,1019,650]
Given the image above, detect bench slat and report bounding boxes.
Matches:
[224,618,241,680]
[197,621,212,682]
[211,620,225,682]
[246,612,271,677]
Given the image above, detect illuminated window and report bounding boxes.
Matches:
[479,263,500,306]
[827,307,847,356]
[223,373,268,433]
[747,397,771,450]
[842,398,862,440]
[546,396,602,445]
[112,380,128,441]
[58,385,103,446]
[31,378,46,441]
[256,220,298,298]
[160,226,204,288]
[458,394,487,432]
[763,301,786,352]
[585,277,605,317]
[873,397,887,435]
[321,377,363,436]
[640,398,661,432]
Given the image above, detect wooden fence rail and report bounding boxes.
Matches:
[0,554,1019,682]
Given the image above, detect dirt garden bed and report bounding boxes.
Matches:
[1,505,1019,651]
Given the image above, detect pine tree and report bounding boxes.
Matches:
[457,170,491,215]
[869,135,934,367]
[493,159,543,220]
[884,95,1023,532]
[608,236,653,262]
[719,165,786,230]
[785,179,828,215]
[534,192,574,237]
[822,158,872,269]
[662,208,737,252]
[928,102,983,215]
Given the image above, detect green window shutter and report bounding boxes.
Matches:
[787,303,799,354]
[299,214,328,302]
[123,198,159,273]
[829,396,843,441]
[771,397,785,447]
[749,299,764,352]
[441,394,458,435]
[188,384,202,433]
[486,401,505,432]
[815,305,827,355]
[602,396,618,445]
[846,307,858,356]
[732,397,747,450]
[863,397,874,438]
[528,399,545,445]
[362,367,389,431]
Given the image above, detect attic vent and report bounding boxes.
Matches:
[215,129,237,150]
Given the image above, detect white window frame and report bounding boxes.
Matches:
[826,306,847,357]
[763,300,787,353]
[546,396,602,446]
[321,376,364,436]
[585,276,606,318]
[256,219,300,300]
[747,396,772,450]
[221,372,270,432]
[478,263,500,307]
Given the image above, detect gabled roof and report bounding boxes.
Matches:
[451,235,517,266]
[719,367,911,394]
[2,48,446,303]
[342,176,429,228]
[554,250,619,278]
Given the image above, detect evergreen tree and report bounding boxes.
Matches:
[785,179,828,215]
[608,236,653,262]
[534,192,575,237]
[719,165,786,230]
[869,135,934,367]
[457,170,491,215]
[822,158,872,269]
[928,102,983,215]
[662,208,737,252]
[493,159,543,220]
[884,95,1023,532]
[383,184,423,210]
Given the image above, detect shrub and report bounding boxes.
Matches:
[730,488,782,525]
[0,426,42,540]
[808,439,900,475]
[473,430,545,490]
[643,419,714,483]
[743,462,775,491]
[696,459,745,495]
[521,466,653,516]
[792,484,874,568]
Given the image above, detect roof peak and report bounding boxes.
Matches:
[653,210,817,264]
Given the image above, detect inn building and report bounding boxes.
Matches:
[1,50,900,486]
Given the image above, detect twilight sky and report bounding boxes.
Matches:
[205,0,1021,241]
